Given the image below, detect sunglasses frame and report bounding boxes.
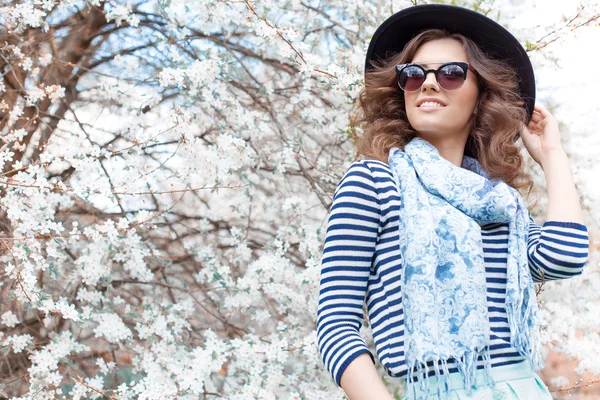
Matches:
[395,62,474,92]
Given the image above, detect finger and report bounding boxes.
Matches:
[528,121,542,133]
[520,123,529,135]
[534,104,551,118]
[530,113,542,124]
[531,117,545,129]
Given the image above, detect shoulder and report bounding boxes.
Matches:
[343,159,394,180]
[335,159,397,198]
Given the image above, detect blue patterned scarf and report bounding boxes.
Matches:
[387,136,542,399]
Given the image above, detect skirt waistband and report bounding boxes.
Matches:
[438,360,535,392]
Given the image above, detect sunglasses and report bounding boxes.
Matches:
[395,62,475,92]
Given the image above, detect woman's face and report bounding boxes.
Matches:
[404,38,480,144]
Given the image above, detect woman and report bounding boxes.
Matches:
[316,4,590,400]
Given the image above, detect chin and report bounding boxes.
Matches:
[413,123,448,132]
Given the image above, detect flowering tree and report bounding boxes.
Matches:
[0,0,598,399]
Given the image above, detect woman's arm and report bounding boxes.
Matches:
[520,105,590,282]
[526,213,588,282]
[526,146,589,282]
[541,148,585,224]
[520,103,586,224]
[316,161,392,399]
[340,353,394,400]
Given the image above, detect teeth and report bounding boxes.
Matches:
[419,101,445,107]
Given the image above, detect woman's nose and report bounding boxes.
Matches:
[421,71,439,90]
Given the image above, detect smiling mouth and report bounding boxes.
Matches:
[418,102,447,108]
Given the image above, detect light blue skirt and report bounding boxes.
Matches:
[401,360,553,400]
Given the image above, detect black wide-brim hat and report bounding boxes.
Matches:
[365,4,536,125]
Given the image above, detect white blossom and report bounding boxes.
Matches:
[1,311,20,327]
[92,313,133,343]
[3,333,33,353]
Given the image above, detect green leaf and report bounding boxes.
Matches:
[525,40,539,51]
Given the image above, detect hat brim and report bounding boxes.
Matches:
[365,4,535,127]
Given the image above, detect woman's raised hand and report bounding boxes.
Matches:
[519,104,565,168]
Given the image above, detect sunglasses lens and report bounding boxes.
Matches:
[399,66,425,91]
[438,64,466,90]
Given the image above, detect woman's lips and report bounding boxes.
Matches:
[418,105,447,112]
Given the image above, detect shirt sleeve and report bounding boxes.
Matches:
[316,160,379,387]
[527,213,590,283]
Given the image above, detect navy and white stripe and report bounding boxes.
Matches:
[316,159,589,387]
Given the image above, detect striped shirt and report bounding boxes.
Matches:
[316,159,589,387]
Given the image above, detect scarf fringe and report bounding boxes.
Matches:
[506,296,544,372]
[406,346,495,400]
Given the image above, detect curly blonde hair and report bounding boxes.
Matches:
[350,29,534,197]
